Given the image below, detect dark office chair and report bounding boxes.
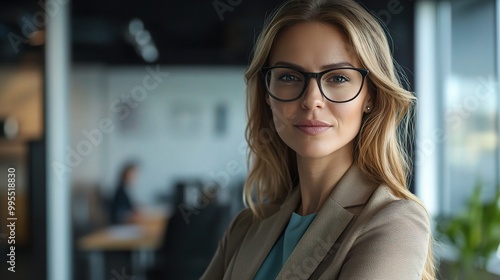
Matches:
[147,182,232,280]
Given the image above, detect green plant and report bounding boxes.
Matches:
[436,181,500,279]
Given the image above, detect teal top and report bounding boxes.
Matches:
[254,212,318,280]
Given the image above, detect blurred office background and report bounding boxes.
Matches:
[0,0,499,279]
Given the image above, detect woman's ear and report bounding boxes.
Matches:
[363,91,374,113]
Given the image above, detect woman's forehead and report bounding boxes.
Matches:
[268,22,360,70]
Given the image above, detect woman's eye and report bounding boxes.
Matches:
[331,75,349,83]
[278,74,301,82]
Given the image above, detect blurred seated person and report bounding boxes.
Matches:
[110,162,143,224]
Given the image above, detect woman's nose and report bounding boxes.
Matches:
[301,78,325,110]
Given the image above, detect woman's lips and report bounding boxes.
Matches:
[294,120,332,135]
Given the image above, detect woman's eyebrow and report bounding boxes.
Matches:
[320,62,355,70]
[270,61,305,69]
[271,61,355,70]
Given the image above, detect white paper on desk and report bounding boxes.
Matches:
[105,225,144,239]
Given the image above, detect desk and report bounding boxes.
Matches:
[78,214,168,280]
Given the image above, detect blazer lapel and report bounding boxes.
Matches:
[276,164,377,279]
[231,188,301,279]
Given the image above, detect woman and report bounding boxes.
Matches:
[203,0,435,279]
[109,162,141,224]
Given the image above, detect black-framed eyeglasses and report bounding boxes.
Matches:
[262,66,369,103]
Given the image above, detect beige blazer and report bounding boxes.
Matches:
[202,165,430,280]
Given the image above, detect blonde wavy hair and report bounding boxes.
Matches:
[242,0,435,279]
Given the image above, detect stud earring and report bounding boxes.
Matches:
[366,106,372,112]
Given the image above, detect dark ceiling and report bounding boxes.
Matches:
[0,0,414,72]
[70,0,287,65]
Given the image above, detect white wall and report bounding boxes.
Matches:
[70,65,248,207]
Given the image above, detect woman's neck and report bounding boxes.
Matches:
[296,148,353,216]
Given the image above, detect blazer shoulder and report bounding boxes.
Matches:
[363,185,431,232]
[335,187,431,280]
